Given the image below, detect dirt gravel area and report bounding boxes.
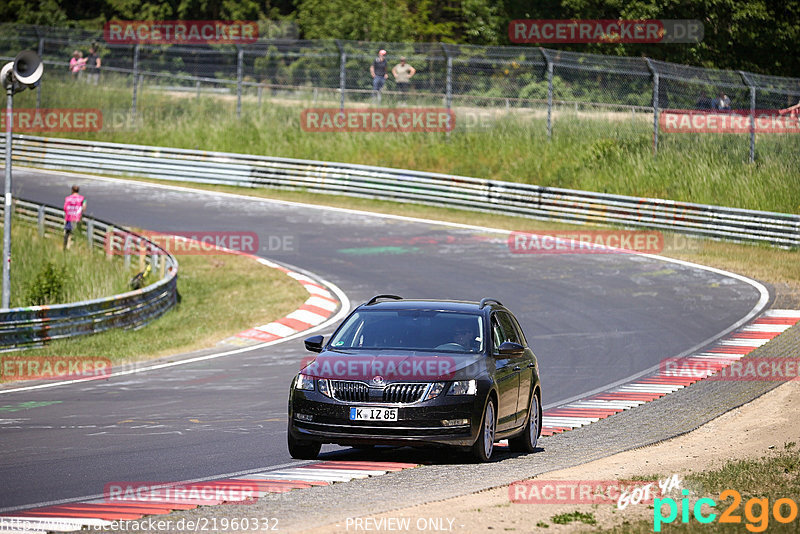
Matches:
[303,379,800,533]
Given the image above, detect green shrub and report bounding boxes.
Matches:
[26,261,68,305]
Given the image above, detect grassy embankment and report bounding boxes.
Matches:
[10,217,129,308]
[11,73,800,215]
[2,216,308,371]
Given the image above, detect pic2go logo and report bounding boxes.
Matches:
[654,489,799,532]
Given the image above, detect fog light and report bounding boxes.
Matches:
[295,413,313,422]
[441,418,469,427]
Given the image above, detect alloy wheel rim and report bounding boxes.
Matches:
[530,394,539,443]
[484,401,495,457]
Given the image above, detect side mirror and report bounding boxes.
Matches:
[498,341,525,357]
[304,335,324,353]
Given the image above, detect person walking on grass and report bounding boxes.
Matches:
[63,185,86,250]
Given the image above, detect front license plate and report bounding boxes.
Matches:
[349,407,398,421]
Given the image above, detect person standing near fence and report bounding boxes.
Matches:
[85,45,101,85]
[392,57,416,103]
[69,50,86,80]
[63,185,86,250]
[370,49,388,104]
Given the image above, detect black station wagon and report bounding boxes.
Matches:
[287,295,542,462]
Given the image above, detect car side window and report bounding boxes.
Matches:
[496,312,521,345]
[491,316,505,354]
[509,314,528,346]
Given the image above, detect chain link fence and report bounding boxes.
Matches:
[1,24,799,162]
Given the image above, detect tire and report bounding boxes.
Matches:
[509,390,541,453]
[471,397,496,462]
[287,430,321,460]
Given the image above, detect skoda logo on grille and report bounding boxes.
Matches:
[371,375,385,386]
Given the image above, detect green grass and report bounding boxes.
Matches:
[8,217,129,308]
[10,251,309,367]
[12,73,800,214]
[551,511,597,525]
[598,445,800,533]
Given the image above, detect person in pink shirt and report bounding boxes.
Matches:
[69,50,86,80]
[63,185,86,250]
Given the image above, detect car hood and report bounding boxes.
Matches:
[301,350,487,382]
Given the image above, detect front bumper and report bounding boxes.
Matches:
[288,389,481,447]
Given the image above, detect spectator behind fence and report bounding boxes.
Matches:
[63,185,86,250]
[719,93,731,110]
[370,49,388,104]
[779,99,800,118]
[695,92,713,110]
[392,57,416,102]
[69,50,86,79]
[85,45,101,85]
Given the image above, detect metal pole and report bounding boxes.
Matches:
[131,44,140,125]
[3,88,13,308]
[446,56,452,110]
[738,71,756,163]
[236,46,243,118]
[749,86,756,163]
[652,73,659,155]
[546,62,553,140]
[36,38,44,110]
[645,58,659,155]
[335,40,345,111]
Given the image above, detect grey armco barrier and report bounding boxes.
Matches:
[0,197,178,350]
[3,135,799,248]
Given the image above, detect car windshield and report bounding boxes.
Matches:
[328,309,484,353]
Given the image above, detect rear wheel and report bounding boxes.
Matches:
[472,397,496,462]
[509,390,541,453]
[288,431,321,459]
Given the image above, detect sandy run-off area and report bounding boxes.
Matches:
[304,380,800,533]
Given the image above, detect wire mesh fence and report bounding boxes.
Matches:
[1,24,799,162]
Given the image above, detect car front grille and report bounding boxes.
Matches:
[331,380,369,402]
[383,383,427,403]
[329,381,428,404]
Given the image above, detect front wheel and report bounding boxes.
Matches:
[472,397,496,462]
[288,430,321,459]
[509,390,541,453]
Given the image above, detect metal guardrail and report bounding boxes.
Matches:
[0,197,179,350]
[4,135,799,248]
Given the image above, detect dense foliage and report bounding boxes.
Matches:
[0,0,796,76]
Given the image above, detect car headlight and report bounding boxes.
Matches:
[318,378,333,398]
[295,373,315,391]
[423,382,446,401]
[448,379,477,395]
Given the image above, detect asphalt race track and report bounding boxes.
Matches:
[0,168,767,511]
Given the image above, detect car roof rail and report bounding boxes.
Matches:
[365,294,404,306]
[479,297,503,309]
